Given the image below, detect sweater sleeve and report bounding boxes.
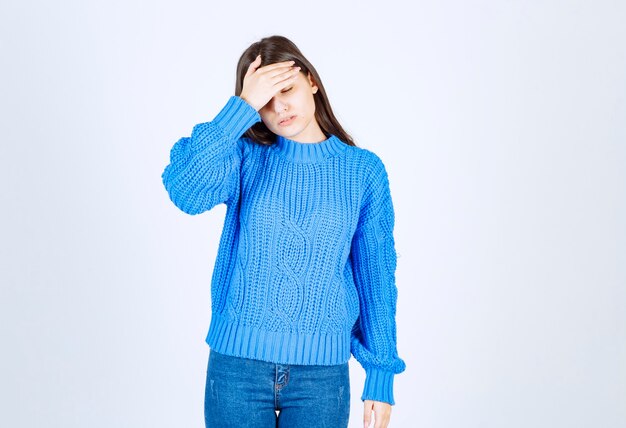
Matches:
[349,154,406,406]
[161,95,260,214]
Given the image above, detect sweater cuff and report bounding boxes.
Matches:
[212,95,261,141]
[361,367,396,405]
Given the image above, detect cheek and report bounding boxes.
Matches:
[305,95,316,114]
[258,111,273,126]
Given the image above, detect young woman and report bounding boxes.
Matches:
[162,35,406,428]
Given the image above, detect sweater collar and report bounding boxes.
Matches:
[273,133,348,163]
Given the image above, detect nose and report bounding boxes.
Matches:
[272,98,288,113]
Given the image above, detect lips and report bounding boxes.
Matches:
[279,115,296,126]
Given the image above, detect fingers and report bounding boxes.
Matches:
[247,55,299,86]
[273,66,301,85]
[260,64,300,91]
[364,400,393,428]
[372,402,392,428]
[240,55,301,110]
[251,55,296,75]
[245,55,262,76]
[374,412,391,428]
[260,59,296,73]
[363,400,373,428]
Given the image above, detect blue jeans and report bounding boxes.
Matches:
[204,349,350,427]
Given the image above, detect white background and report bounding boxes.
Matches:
[1,1,624,427]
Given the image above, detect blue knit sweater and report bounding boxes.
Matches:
[162,95,406,405]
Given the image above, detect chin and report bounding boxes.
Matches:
[276,127,302,138]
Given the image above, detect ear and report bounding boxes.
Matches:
[307,71,319,94]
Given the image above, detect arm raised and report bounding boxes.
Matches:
[161,96,260,214]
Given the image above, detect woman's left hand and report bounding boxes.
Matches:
[363,399,392,427]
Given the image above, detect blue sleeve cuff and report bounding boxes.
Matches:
[361,367,396,405]
[212,95,261,141]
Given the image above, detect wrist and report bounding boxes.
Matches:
[238,94,259,111]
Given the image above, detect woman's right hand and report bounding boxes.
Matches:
[239,55,301,111]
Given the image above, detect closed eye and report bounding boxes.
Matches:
[281,87,292,93]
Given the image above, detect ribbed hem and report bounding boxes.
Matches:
[205,312,352,366]
[361,367,396,405]
[212,96,260,141]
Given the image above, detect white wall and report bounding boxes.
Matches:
[1,1,624,427]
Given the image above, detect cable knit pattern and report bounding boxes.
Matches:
[162,95,406,405]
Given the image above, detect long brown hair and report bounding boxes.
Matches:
[234,35,356,147]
